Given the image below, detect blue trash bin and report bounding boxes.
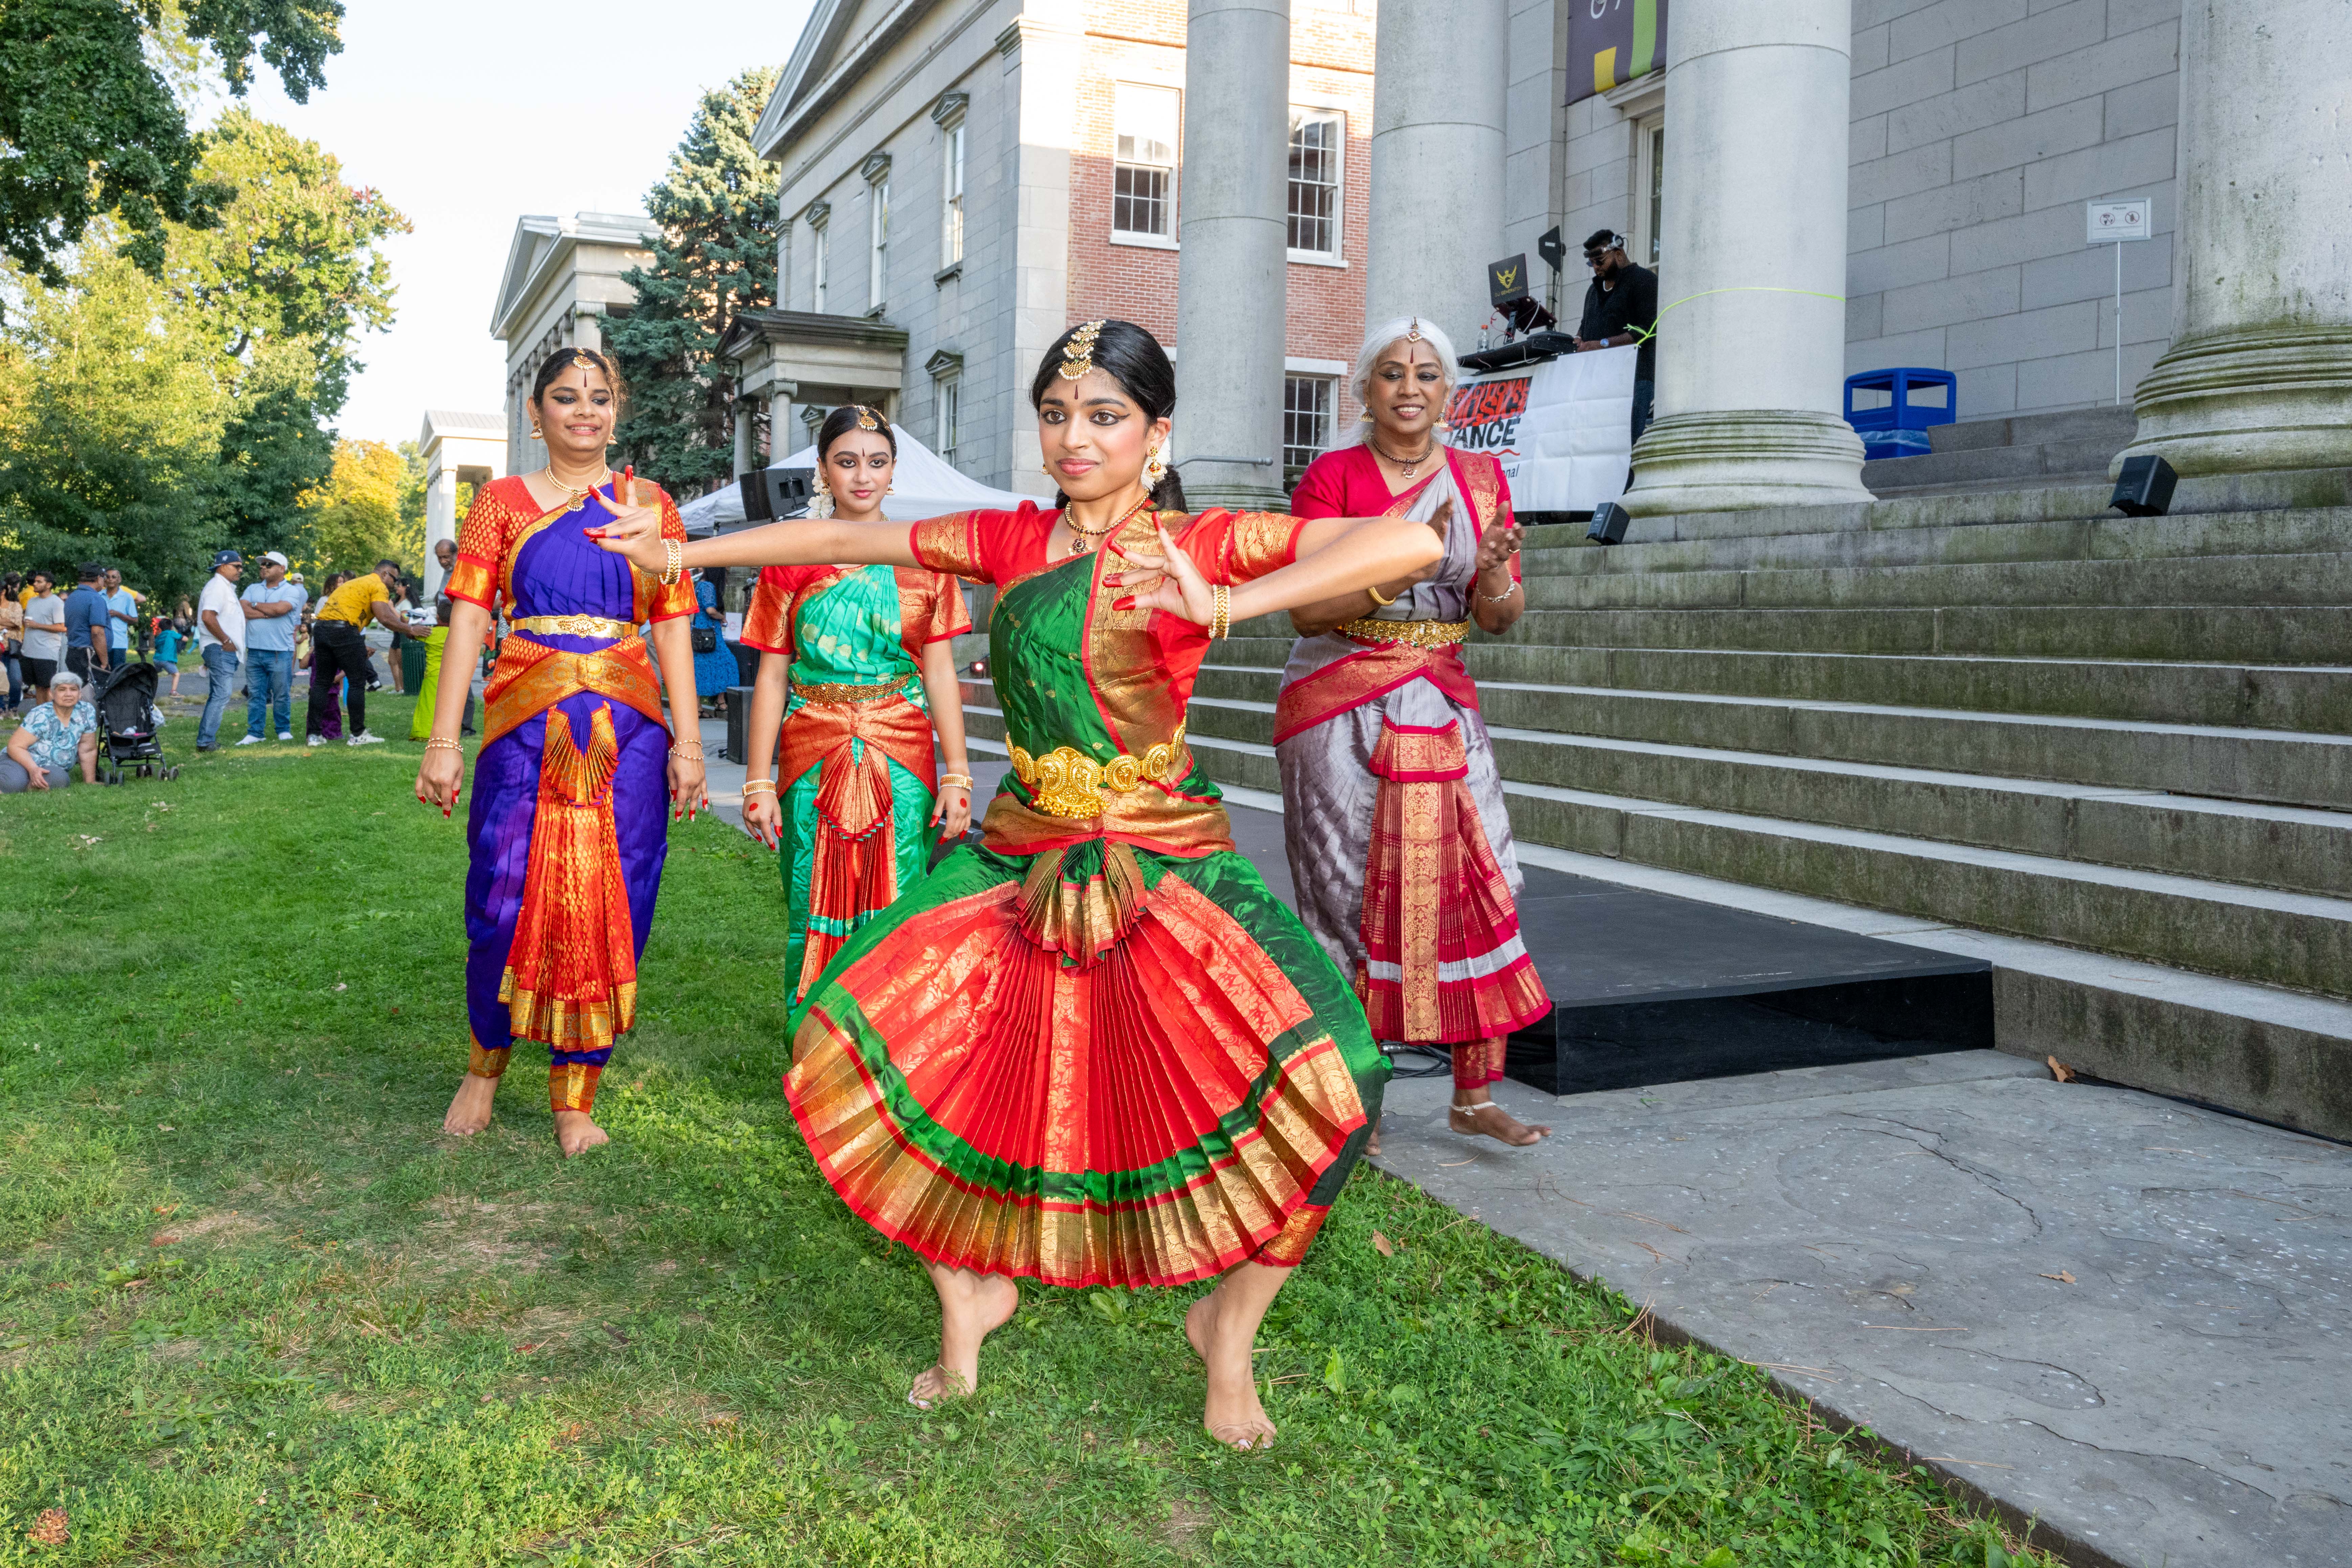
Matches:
[1844,367,1957,461]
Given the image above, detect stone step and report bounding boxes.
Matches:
[1497,603,2352,664]
[1927,404,2141,455]
[1195,648,2352,733]
[1097,717,2352,1002]
[1180,669,2352,895]
[1860,436,2122,496]
[1150,682,2352,810]
[1521,507,2352,578]
[1518,551,2352,612]
[1602,466,2352,544]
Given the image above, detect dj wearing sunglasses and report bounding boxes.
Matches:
[1572,229,1660,448]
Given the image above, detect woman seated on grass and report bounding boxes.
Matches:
[1,668,99,792]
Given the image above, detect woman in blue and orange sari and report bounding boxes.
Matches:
[1276,317,1554,1152]
[589,320,1444,1450]
[738,404,974,1003]
[415,348,706,1157]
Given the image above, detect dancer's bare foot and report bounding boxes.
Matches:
[443,1074,497,1136]
[913,1265,1019,1408]
[1185,1284,1277,1451]
[553,1108,609,1157]
[1449,1095,1550,1146]
[1366,1114,1383,1159]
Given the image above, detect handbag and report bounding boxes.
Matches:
[691,623,719,654]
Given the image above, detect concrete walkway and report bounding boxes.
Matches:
[1375,1057,2351,1567]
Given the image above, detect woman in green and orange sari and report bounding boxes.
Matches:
[738,404,974,1000]
[589,319,1445,1451]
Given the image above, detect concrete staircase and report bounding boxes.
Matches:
[961,468,2352,1141]
[1859,405,2138,497]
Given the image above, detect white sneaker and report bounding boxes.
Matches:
[236,734,263,746]
[307,734,327,747]
[347,731,385,746]
[278,732,293,742]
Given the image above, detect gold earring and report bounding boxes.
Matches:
[1143,442,1168,488]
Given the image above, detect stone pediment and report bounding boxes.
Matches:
[753,0,944,159]
[719,308,910,399]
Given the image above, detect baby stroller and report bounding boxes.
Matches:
[91,661,177,783]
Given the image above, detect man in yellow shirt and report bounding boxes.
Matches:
[306,556,410,746]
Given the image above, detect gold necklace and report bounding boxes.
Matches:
[544,465,614,512]
[1062,493,1156,554]
[1369,433,1438,480]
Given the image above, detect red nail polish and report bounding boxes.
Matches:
[1113,596,1135,610]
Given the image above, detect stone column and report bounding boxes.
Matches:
[1171,0,1290,511]
[768,385,798,462]
[1622,0,1870,516]
[2116,0,2352,477]
[425,468,460,597]
[999,2,1085,498]
[732,403,754,477]
[1363,0,1506,347]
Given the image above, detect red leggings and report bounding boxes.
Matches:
[1452,1037,1507,1090]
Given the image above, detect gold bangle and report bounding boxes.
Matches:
[1364,582,1397,606]
[658,538,683,587]
[741,777,776,794]
[669,744,704,758]
[1208,583,1232,640]
[937,771,975,790]
[424,736,463,753]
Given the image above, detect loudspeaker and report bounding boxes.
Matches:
[2109,455,2177,518]
[1587,502,1631,545]
[739,465,814,523]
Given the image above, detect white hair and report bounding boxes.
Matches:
[1337,316,1462,448]
[49,670,83,689]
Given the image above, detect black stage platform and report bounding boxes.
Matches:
[1219,797,1994,1097]
[953,759,1994,1097]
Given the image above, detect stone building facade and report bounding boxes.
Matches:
[741,0,1377,501]
[489,211,655,477]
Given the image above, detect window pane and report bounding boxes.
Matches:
[1647,125,1664,265]
[1114,85,1179,237]
[1287,113,1339,254]
[1114,165,1169,238]
[938,379,960,466]
[943,124,966,264]
[1282,376,1333,470]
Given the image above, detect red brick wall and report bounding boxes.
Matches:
[1065,0,1377,436]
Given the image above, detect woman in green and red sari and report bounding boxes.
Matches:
[738,404,974,1001]
[589,320,1445,1451]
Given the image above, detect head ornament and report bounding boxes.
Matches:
[1059,319,1106,381]
[1406,316,1423,343]
[855,404,881,431]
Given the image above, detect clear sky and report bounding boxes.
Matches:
[231,0,814,449]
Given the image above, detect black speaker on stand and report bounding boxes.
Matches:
[2109,455,2177,517]
[739,466,815,524]
[1587,501,1632,545]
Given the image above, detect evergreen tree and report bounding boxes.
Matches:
[608,66,780,496]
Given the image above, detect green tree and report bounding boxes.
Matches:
[0,0,346,286]
[0,245,226,595]
[608,66,779,495]
[176,111,408,554]
[298,436,416,576]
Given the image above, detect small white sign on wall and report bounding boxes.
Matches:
[2087,199,2151,243]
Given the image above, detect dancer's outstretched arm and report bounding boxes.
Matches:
[1108,505,1449,627]
[590,512,918,574]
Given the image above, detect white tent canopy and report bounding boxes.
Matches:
[676,426,1031,536]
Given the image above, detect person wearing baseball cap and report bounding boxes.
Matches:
[239,550,307,743]
[195,550,246,750]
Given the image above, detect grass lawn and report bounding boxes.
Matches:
[0,694,2052,1566]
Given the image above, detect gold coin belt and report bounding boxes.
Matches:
[1009,722,1188,818]
[792,673,910,705]
[512,614,637,640]
[1335,617,1473,648]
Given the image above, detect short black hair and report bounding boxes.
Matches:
[1582,228,1622,254]
[79,562,104,581]
[375,559,404,580]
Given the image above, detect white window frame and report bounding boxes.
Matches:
[1281,373,1336,473]
[940,118,967,269]
[1632,110,1665,269]
[811,216,829,313]
[936,374,962,469]
[1111,82,1180,248]
[1285,107,1345,264]
[868,175,890,312]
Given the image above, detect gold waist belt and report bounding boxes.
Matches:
[793,672,910,705]
[1337,617,1472,649]
[512,615,637,641]
[1010,723,1189,818]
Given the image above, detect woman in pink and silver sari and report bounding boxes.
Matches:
[1273,317,1553,1150]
